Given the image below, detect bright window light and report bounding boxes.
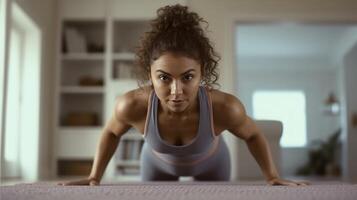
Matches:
[253,90,307,147]
[4,27,21,163]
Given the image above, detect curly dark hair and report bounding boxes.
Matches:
[134,4,220,89]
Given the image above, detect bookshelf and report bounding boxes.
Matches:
[56,18,148,179]
[109,20,149,179]
[55,0,187,182]
[55,19,106,177]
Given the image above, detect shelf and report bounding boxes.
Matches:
[59,127,102,133]
[116,160,140,167]
[113,175,141,182]
[61,86,104,93]
[62,53,105,60]
[56,12,150,178]
[59,93,103,126]
[121,133,144,140]
[61,60,104,86]
[112,52,135,61]
[62,20,105,54]
[112,60,135,79]
[57,159,93,176]
[116,160,140,176]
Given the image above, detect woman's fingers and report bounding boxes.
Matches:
[277,180,298,186]
[296,181,310,186]
[57,179,97,186]
[89,180,99,186]
[286,180,309,186]
[269,178,309,186]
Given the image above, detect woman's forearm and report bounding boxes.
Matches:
[89,131,121,181]
[245,133,279,181]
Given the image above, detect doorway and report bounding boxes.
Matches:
[235,23,357,180]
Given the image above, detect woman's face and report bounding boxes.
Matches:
[150,52,202,114]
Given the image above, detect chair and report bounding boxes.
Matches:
[237,120,283,180]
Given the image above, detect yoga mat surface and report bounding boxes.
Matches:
[1,181,357,200]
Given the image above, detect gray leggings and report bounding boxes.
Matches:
[140,137,231,181]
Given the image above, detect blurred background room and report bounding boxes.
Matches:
[0,0,356,185]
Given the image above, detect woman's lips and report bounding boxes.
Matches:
[170,99,184,105]
[171,100,183,102]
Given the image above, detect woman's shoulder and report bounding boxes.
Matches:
[114,86,152,124]
[205,86,246,127]
[205,87,241,108]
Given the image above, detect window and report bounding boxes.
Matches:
[3,8,24,178]
[0,0,9,141]
[3,2,41,180]
[4,26,22,164]
[253,90,307,147]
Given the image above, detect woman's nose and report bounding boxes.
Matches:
[170,80,183,95]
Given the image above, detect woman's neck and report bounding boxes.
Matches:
[158,94,199,120]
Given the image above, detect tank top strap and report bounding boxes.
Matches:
[143,89,154,138]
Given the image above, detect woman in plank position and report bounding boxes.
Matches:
[59,4,307,186]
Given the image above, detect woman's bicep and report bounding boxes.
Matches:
[224,95,259,141]
[228,116,260,141]
[103,94,134,137]
[103,113,131,138]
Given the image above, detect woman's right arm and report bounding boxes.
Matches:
[58,94,134,186]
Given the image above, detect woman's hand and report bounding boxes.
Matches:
[57,177,99,186]
[267,177,309,186]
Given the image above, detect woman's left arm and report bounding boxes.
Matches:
[222,93,308,186]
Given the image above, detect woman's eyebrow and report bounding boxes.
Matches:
[155,69,196,75]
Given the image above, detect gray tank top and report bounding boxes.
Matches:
[143,86,218,159]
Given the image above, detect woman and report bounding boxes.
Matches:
[59,4,307,186]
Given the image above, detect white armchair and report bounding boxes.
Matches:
[237,120,283,180]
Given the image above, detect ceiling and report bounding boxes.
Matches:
[236,23,357,68]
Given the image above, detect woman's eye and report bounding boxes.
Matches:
[159,75,170,81]
[183,74,193,81]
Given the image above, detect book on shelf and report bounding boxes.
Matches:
[117,165,140,175]
[115,62,133,79]
[115,140,125,160]
[132,140,141,160]
[123,167,140,175]
[115,140,144,161]
[123,140,131,160]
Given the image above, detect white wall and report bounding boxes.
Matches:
[237,61,340,176]
[14,0,57,179]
